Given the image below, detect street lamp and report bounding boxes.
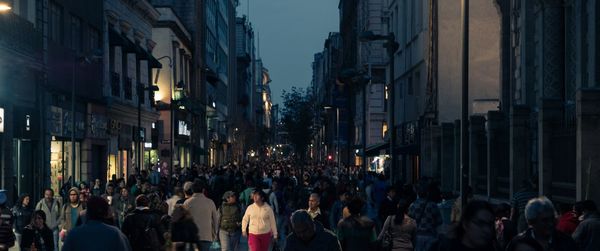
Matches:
[137,83,159,174]
[155,55,173,186]
[323,106,339,164]
[360,31,399,182]
[0,2,11,12]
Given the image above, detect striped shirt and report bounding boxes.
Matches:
[511,189,538,214]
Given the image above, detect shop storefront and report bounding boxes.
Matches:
[175,119,191,168]
[107,122,134,180]
[48,106,85,195]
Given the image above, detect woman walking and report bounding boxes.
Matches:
[12,193,33,245]
[241,189,278,251]
[378,199,417,251]
[219,191,242,251]
[20,210,54,251]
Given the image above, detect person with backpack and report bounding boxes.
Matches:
[121,194,166,251]
[62,196,130,251]
[219,191,242,251]
[59,187,83,242]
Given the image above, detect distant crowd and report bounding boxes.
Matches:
[0,160,597,251]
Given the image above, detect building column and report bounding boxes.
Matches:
[420,125,441,180]
[454,120,461,192]
[510,106,531,196]
[440,123,455,193]
[538,99,562,197]
[576,89,600,203]
[469,116,487,194]
[487,111,507,198]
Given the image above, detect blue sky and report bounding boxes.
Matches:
[238,0,340,105]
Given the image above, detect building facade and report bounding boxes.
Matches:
[103,0,161,182]
[152,6,194,173]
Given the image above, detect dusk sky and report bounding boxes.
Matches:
[238,0,340,106]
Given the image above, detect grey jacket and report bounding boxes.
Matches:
[35,198,61,230]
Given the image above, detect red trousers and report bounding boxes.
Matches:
[248,232,272,251]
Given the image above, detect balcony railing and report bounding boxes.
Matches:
[0,12,42,59]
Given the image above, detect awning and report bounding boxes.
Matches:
[365,142,389,157]
[394,144,420,155]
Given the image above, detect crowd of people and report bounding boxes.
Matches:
[0,160,597,251]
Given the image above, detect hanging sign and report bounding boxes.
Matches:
[0,107,4,133]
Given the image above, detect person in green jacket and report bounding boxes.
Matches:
[219,191,242,251]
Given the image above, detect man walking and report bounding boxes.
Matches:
[183,180,219,250]
[307,193,329,229]
[35,188,61,250]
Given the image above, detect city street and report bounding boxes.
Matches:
[1,0,600,250]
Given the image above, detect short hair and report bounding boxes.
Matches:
[87,196,110,220]
[309,193,320,200]
[135,194,150,207]
[524,196,556,222]
[192,180,206,193]
[290,210,314,228]
[347,197,364,216]
[253,189,267,201]
[44,188,54,195]
[183,181,193,194]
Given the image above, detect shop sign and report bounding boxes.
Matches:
[0,107,4,133]
[178,121,191,136]
[90,114,108,139]
[49,106,63,136]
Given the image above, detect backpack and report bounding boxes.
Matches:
[132,215,161,251]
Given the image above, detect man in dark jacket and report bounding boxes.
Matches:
[507,196,575,251]
[572,200,600,251]
[285,210,341,251]
[307,193,329,229]
[122,195,166,251]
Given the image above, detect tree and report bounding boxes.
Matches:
[280,87,315,162]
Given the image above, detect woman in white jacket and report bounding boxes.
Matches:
[241,189,278,251]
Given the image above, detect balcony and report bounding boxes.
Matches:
[0,12,42,60]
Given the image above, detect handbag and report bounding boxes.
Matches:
[379,216,393,251]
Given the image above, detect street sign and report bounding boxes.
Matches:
[0,107,4,133]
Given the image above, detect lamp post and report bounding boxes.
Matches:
[137,83,159,174]
[360,31,399,183]
[155,55,173,186]
[324,106,339,164]
[460,0,470,212]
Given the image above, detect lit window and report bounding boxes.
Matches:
[382,122,388,138]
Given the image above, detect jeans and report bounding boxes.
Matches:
[219,230,241,251]
[52,228,59,251]
[414,234,438,251]
[275,215,286,248]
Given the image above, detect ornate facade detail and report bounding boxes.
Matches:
[541,4,564,99]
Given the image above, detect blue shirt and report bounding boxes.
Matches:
[70,207,78,230]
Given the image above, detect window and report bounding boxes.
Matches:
[49,1,62,43]
[408,76,413,95]
[382,122,388,139]
[88,26,100,52]
[218,48,228,75]
[70,15,82,52]
[217,14,228,43]
[206,30,217,64]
